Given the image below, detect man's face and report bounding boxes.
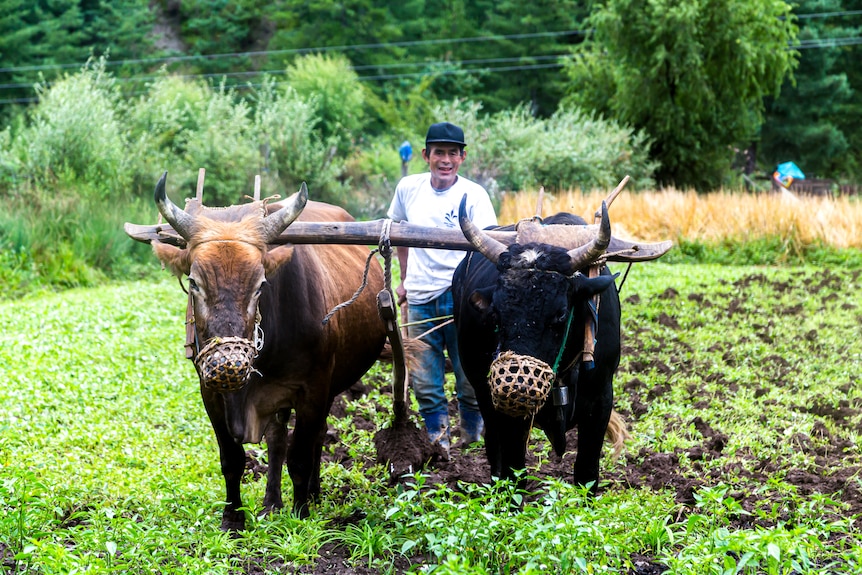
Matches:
[423,143,465,190]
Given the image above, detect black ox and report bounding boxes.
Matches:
[452,197,627,489]
[148,173,386,530]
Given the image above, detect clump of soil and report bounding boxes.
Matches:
[373,412,443,479]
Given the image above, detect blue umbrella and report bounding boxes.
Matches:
[776,161,806,180]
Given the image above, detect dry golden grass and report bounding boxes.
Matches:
[499,188,862,249]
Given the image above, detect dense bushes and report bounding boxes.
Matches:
[442,101,657,200]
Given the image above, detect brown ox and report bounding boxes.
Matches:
[149,172,386,530]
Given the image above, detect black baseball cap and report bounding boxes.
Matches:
[425,122,466,146]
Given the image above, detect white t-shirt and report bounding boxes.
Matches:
[388,173,497,305]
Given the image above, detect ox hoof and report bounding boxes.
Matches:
[292,502,311,520]
[220,510,246,532]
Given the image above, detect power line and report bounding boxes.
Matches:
[0,54,573,92]
[795,36,862,49]
[1,10,859,103]
[0,30,589,75]
[0,59,576,105]
[0,7,858,77]
[796,9,862,19]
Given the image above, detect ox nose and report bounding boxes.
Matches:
[195,336,259,392]
[488,350,555,418]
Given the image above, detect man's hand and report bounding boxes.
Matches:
[395,282,407,306]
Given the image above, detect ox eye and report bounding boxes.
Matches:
[188,278,200,292]
[553,309,568,325]
[255,281,267,297]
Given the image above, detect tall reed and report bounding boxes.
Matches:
[500,188,862,251]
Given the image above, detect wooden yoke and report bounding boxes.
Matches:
[583,176,629,366]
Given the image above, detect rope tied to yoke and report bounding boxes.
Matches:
[320,247,379,325]
[320,218,395,326]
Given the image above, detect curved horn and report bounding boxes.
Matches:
[154,171,196,241]
[262,182,308,243]
[458,194,506,264]
[568,201,611,272]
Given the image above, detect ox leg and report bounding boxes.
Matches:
[482,411,505,478]
[499,416,530,481]
[262,412,290,515]
[201,391,247,531]
[287,406,328,518]
[573,397,613,492]
[483,409,530,481]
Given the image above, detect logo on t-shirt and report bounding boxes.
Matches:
[443,208,457,228]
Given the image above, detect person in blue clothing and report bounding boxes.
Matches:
[387,122,497,454]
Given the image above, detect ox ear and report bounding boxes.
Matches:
[152,241,191,277]
[263,244,295,277]
[572,273,615,297]
[468,287,494,313]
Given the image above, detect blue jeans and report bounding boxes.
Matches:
[407,290,480,419]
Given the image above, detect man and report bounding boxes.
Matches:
[388,122,497,454]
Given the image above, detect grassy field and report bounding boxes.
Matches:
[0,262,860,574]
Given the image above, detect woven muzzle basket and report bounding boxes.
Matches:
[195,336,258,392]
[488,350,555,418]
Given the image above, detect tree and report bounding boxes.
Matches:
[284,53,368,154]
[828,0,862,180]
[759,0,860,179]
[80,0,154,63]
[28,0,88,66]
[463,0,590,115]
[179,0,272,74]
[0,0,40,113]
[564,0,798,190]
[266,0,405,71]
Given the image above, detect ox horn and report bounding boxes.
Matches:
[568,201,611,272]
[261,182,308,243]
[458,194,507,264]
[154,171,196,241]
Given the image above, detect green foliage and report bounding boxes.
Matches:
[0,190,155,296]
[264,0,588,116]
[0,0,37,90]
[2,58,130,197]
[125,73,260,206]
[340,138,405,219]
[179,0,270,74]
[28,0,87,65]
[284,53,368,155]
[457,0,591,116]
[81,0,155,62]
[438,100,658,199]
[127,70,348,206]
[362,74,440,139]
[178,84,258,205]
[565,0,799,190]
[251,78,348,206]
[667,237,862,267]
[760,0,861,180]
[267,0,405,72]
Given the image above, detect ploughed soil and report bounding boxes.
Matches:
[237,269,861,574]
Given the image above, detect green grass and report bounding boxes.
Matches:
[0,264,860,573]
[0,192,158,299]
